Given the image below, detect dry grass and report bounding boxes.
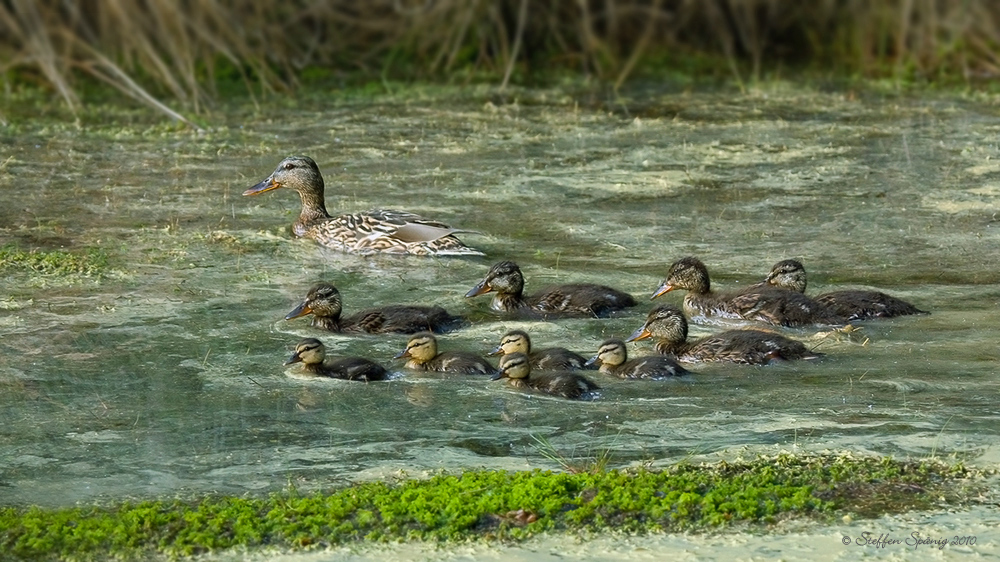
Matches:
[2,0,1000,123]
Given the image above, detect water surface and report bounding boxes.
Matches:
[1,87,998,552]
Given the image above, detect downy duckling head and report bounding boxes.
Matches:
[466,260,525,298]
[652,256,711,299]
[764,259,808,293]
[488,329,531,356]
[285,337,326,366]
[286,283,343,321]
[395,332,439,363]
[626,304,688,345]
[584,339,628,369]
[492,351,531,381]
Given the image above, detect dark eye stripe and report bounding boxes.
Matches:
[504,361,525,371]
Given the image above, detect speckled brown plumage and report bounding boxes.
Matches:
[492,352,599,400]
[627,304,822,365]
[395,332,495,375]
[244,156,482,256]
[284,338,387,381]
[652,256,843,327]
[285,283,463,334]
[584,339,690,379]
[763,259,928,321]
[466,261,637,317]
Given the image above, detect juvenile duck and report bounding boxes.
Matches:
[466,261,637,317]
[286,283,463,334]
[492,352,600,400]
[763,259,928,321]
[487,329,588,371]
[244,156,482,256]
[395,332,495,375]
[627,304,822,365]
[584,339,690,379]
[284,338,387,381]
[652,256,843,327]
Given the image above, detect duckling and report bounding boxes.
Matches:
[286,283,464,334]
[466,261,637,317]
[652,256,843,327]
[762,259,928,321]
[284,338,387,381]
[487,329,588,371]
[584,339,690,379]
[243,156,482,256]
[395,332,495,375]
[492,352,599,400]
[627,304,822,365]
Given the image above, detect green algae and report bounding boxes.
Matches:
[0,245,123,279]
[0,453,987,561]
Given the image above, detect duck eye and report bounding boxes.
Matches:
[283,163,294,170]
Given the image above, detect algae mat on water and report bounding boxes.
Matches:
[0,453,988,561]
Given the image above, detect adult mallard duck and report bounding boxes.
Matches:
[466,261,637,317]
[284,338,387,381]
[243,156,483,256]
[627,305,822,365]
[487,329,588,371]
[762,259,928,321]
[394,332,495,375]
[584,339,690,379]
[285,282,464,334]
[492,352,599,400]
[652,256,843,327]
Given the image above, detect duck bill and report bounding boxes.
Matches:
[625,325,652,342]
[583,355,601,368]
[393,349,412,360]
[283,351,303,366]
[465,280,493,298]
[284,302,313,320]
[490,370,508,381]
[243,176,281,196]
[487,345,504,357]
[650,282,674,300]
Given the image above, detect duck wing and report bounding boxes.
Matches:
[728,288,843,327]
[344,305,462,334]
[530,284,637,317]
[816,290,927,320]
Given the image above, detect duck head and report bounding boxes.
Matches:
[285,337,326,366]
[492,352,531,381]
[764,259,808,293]
[286,283,343,321]
[652,257,711,299]
[488,329,531,356]
[626,304,688,345]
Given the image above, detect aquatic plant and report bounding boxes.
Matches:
[0,245,117,278]
[0,453,986,560]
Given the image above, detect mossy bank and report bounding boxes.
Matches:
[0,453,989,561]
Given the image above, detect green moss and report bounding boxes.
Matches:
[0,245,120,278]
[0,453,988,560]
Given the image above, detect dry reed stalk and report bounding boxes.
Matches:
[1,0,999,124]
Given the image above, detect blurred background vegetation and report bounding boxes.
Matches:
[2,0,999,121]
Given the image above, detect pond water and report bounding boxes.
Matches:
[1,86,998,555]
